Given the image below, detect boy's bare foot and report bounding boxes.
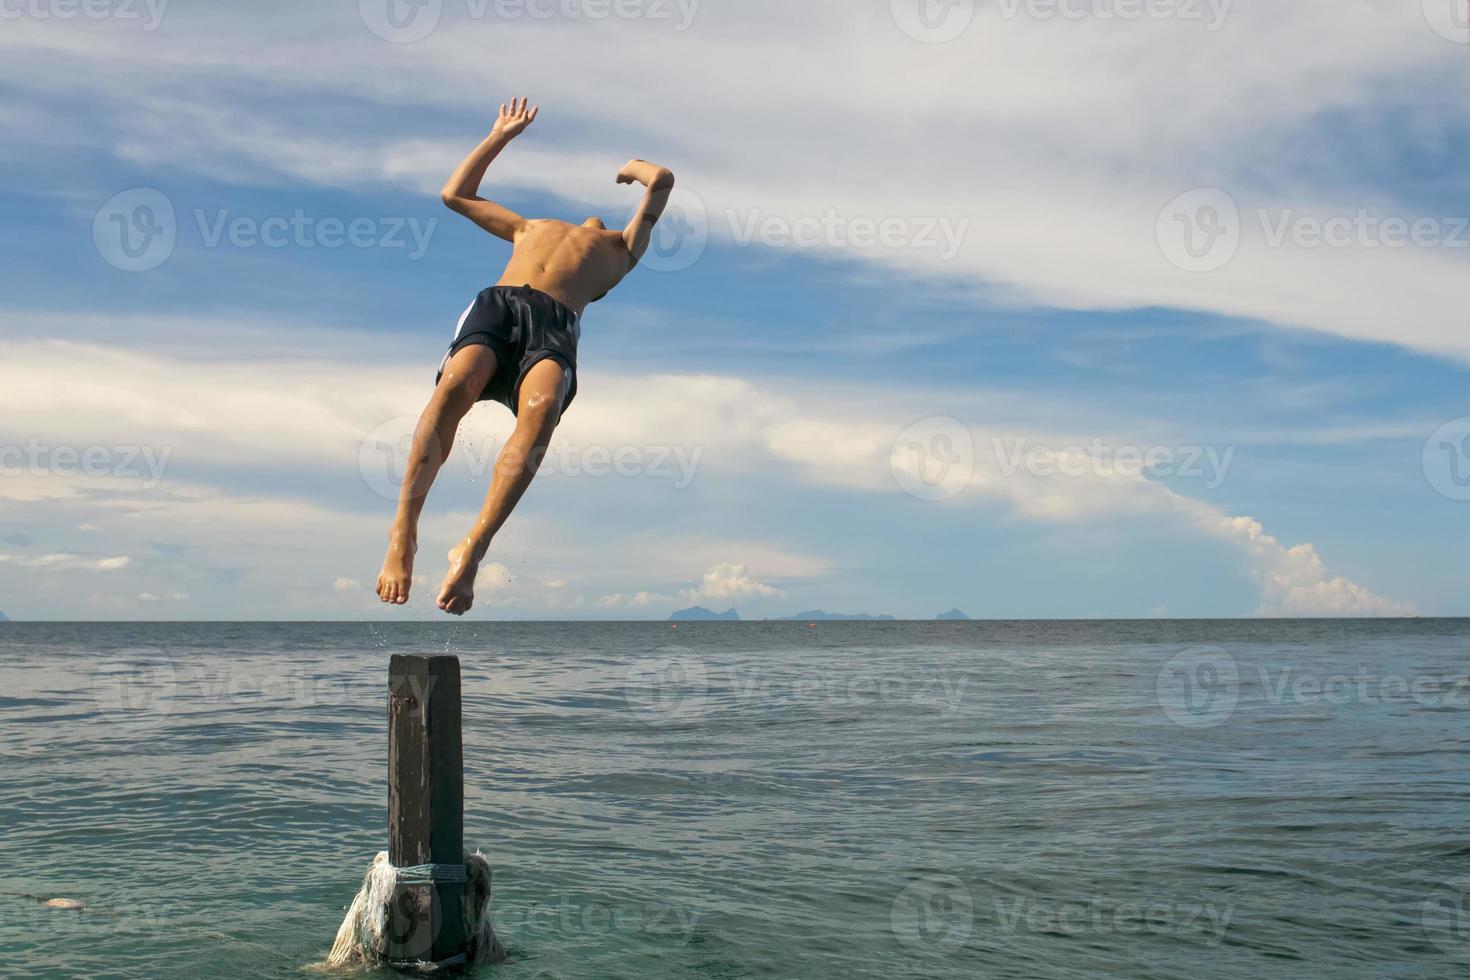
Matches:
[376,528,417,605]
[437,538,484,616]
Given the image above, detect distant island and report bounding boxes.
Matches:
[936,609,971,620]
[0,611,9,622]
[669,606,740,622]
[777,610,897,622]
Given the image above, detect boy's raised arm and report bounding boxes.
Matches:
[617,158,676,265]
[440,97,539,243]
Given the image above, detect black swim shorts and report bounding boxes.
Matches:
[436,284,581,415]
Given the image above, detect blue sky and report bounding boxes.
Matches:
[0,0,1467,620]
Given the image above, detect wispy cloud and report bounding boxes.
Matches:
[0,553,131,571]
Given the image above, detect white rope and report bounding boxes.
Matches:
[325,851,507,969]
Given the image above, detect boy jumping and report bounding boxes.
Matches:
[375,97,676,615]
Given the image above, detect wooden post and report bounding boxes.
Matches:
[387,655,466,965]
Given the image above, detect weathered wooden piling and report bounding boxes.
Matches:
[387,654,466,964]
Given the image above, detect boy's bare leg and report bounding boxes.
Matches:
[376,345,497,605]
[437,358,568,615]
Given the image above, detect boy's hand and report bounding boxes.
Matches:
[616,159,647,185]
[492,97,539,139]
[617,159,675,188]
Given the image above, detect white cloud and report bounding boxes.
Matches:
[333,577,361,592]
[481,563,513,589]
[681,562,782,605]
[595,591,671,610]
[138,591,187,602]
[0,331,1413,618]
[0,554,130,571]
[1206,515,1417,618]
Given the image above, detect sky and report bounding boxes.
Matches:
[0,0,1467,621]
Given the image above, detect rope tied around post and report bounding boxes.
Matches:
[394,863,470,885]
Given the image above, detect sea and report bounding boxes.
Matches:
[1,619,1468,979]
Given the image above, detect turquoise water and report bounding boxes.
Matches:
[2,620,1469,979]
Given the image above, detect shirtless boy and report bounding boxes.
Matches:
[374,97,676,615]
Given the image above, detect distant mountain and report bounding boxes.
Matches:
[936,609,971,620]
[669,606,740,622]
[0,611,8,622]
[779,610,897,622]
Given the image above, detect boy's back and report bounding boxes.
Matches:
[498,218,633,317]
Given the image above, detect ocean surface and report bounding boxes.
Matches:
[2,620,1469,979]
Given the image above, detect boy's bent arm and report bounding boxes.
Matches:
[441,98,539,243]
[617,159,676,265]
